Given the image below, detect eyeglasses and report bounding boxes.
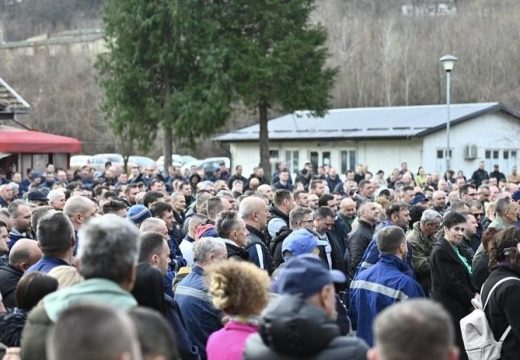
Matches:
[472,212,484,218]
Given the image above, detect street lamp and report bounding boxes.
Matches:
[440,54,458,171]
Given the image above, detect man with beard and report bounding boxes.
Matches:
[7,200,32,249]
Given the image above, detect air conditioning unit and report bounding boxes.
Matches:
[464,145,478,160]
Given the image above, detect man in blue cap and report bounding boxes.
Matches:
[244,254,368,360]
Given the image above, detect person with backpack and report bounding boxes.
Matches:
[478,227,520,359]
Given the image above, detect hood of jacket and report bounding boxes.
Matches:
[43,278,137,322]
[258,294,339,357]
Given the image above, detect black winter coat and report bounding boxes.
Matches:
[243,295,368,360]
[347,220,375,277]
[431,238,476,359]
[0,264,23,309]
[481,266,520,360]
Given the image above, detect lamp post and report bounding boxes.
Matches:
[439,54,458,171]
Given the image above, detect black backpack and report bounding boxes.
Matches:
[270,226,292,267]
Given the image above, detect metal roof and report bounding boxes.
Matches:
[214,102,515,142]
[0,77,31,113]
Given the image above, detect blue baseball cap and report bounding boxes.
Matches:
[271,254,346,298]
[282,228,318,256]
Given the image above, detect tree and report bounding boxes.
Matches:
[223,0,337,180]
[97,0,233,173]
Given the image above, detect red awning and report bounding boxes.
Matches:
[0,126,82,153]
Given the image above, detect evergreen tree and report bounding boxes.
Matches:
[223,0,337,179]
[97,0,233,172]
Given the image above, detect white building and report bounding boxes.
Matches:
[214,102,520,179]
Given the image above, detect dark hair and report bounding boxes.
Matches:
[401,185,414,193]
[129,307,179,360]
[490,226,520,265]
[314,206,335,220]
[131,263,167,315]
[481,227,501,254]
[386,202,409,219]
[216,210,241,239]
[37,212,74,256]
[139,232,166,262]
[103,199,127,215]
[318,194,335,207]
[206,197,225,221]
[443,211,467,229]
[149,201,173,218]
[273,189,292,207]
[143,191,165,208]
[377,226,406,254]
[125,184,139,194]
[459,184,476,196]
[16,272,58,311]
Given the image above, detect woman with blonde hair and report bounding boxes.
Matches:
[205,261,270,360]
[48,266,83,289]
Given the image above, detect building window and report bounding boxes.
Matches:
[285,150,299,174]
[269,150,279,176]
[341,150,356,174]
[485,150,491,159]
[437,149,452,159]
[493,150,499,159]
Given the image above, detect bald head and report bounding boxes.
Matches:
[340,197,357,218]
[63,195,97,229]
[9,238,42,272]
[239,196,269,229]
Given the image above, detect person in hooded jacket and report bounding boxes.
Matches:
[244,255,368,360]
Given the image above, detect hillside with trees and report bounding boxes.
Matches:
[1,0,519,156]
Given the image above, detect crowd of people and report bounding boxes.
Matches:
[0,158,519,360]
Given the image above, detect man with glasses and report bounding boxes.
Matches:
[407,209,442,295]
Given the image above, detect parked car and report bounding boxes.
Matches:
[128,155,156,169]
[199,157,230,177]
[69,155,92,169]
[156,154,198,172]
[90,153,124,170]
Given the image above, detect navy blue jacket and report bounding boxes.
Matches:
[174,265,222,360]
[349,254,425,346]
[25,256,69,274]
[355,222,415,278]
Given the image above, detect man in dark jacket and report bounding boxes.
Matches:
[216,210,250,262]
[470,161,489,187]
[239,196,275,273]
[0,239,42,308]
[227,165,248,189]
[244,255,368,360]
[347,202,378,277]
[314,207,348,290]
[267,189,295,239]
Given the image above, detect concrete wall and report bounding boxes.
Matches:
[422,112,519,176]
[229,137,423,179]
